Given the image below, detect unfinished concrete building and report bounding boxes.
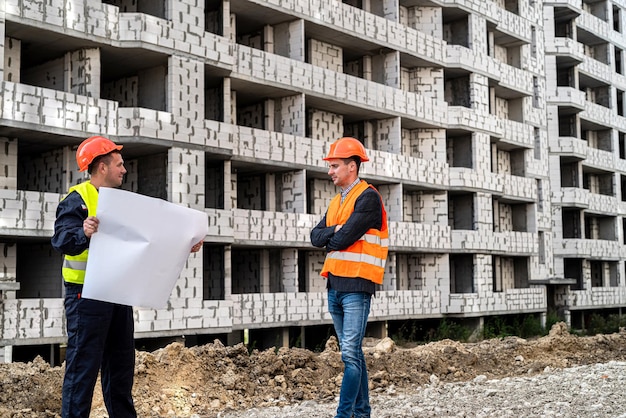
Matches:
[0,0,622,363]
[545,0,626,327]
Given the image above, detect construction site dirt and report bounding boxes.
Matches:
[2,322,626,418]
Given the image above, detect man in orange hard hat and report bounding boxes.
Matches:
[311,137,389,418]
[51,136,137,418]
[51,136,205,418]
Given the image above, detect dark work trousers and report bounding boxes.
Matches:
[62,282,137,418]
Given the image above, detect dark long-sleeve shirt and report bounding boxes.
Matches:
[51,191,90,256]
[310,187,383,294]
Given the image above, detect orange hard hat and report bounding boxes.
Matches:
[323,137,369,162]
[76,136,123,172]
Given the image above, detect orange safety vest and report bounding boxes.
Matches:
[321,180,389,284]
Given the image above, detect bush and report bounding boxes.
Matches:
[483,316,514,339]
[518,315,544,338]
[433,319,471,342]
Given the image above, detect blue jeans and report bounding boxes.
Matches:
[328,288,372,418]
[62,283,136,418]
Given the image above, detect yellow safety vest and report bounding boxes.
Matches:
[321,180,389,284]
[62,181,98,284]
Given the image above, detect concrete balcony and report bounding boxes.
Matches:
[580,102,626,131]
[546,87,586,114]
[447,288,545,315]
[0,81,118,138]
[555,187,590,208]
[233,125,321,169]
[447,107,500,136]
[232,209,316,247]
[0,298,66,345]
[497,118,534,149]
[549,136,587,158]
[234,44,448,127]
[392,221,451,251]
[362,149,449,186]
[204,208,234,243]
[232,292,329,329]
[584,147,616,172]
[544,0,582,14]
[449,168,500,192]
[118,108,234,150]
[5,0,120,41]
[0,189,59,236]
[579,58,613,88]
[446,45,501,78]
[496,7,532,44]
[586,193,620,215]
[500,174,537,202]
[6,1,234,71]
[544,37,585,63]
[244,0,446,65]
[567,287,626,310]
[451,230,537,255]
[497,62,533,97]
[372,290,443,320]
[135,300,233,336]
[556,238,622,259]
[577,9,611,43]
[445,46,533,98]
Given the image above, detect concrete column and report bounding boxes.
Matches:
[265,172,276,212]
[4,38,20,83]
[280,170,306,214]
[421,190,448,225]
[167,0,204,35]
[168,147,205,209]
[407,6,443,38]
[377,183,402,222]
[224,245,232,300]
[260,250,270,293]
[265,99,275,132]
[473,132,491,176]
[263,24,274,53]
[372,51,400,89]
[67,48,100,97]
[228,8,236,42]
[410,68,444,102]
[376,116,402,154]
[225,160,235,210]
[0,9,5,80]
[275,94,305,137]
[282,249,298,292]
[274,20,305,62]
[2,346,12,363]
[470,73,490,113]
[475,192,493,231]
[224,78,233,124]
[308,109,343,141]
[468,14,488,55]
[380,252,396,291]
[168,56,204,122]
[0,137,17,189]
[362,55,372,81]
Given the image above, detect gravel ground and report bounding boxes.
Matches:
[216,361,626,418]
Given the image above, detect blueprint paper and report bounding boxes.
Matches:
[81,187,208,309]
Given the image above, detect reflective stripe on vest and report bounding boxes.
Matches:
[62,181,98,284]
[321,181,389,284]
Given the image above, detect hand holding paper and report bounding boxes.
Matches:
[81,188,209,309]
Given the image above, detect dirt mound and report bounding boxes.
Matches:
[2,323,626,418]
